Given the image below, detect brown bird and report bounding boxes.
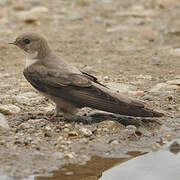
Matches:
[10,33,163,120]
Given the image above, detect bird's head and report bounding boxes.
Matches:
[10,33,51,59]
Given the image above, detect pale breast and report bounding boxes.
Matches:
[25,51,39,68]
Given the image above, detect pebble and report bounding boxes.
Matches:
[142,95,153,101]
[110,140,119,145]
[19,123,31,129]
[136,74,152,80]
[151,56,161,65]
[171,48,180,57]
[104,76,110,81]
[126,125,137,131]
[62,128,70,133]
[98,121,125,130]
[150,81,180,94]
[166,135,172,142]
[166,79,180,86]
[106,82,137,93]
[20,92,39,98]
[53,152,63,160]
[68,12,83,21]
[83,66,93,73]
[13,2,24,11]
[65,171,74,176]
[45,126,52,131]
[152,142,160,152]
[169,141,180,154]
[136,91,145,97]
[0,104,21,115]
[13,95,31,105]
[57,136,63,143]
[0,113,10,130]
[58,145,68,151]
[79,127,92,137]
[64,153,75,159]
[18,6,49,23]
[68,131,78,137]
[33,151,45,160]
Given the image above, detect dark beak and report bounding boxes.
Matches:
[9,41,17,45]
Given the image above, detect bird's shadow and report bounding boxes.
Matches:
[10,111,161,127]
[71,113,161,126]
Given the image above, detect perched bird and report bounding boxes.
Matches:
[10,33,163,120]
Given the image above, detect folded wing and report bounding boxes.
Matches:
[23,65,163,117]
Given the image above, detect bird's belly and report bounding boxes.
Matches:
[40,92,78,111]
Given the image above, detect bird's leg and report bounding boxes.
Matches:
[50,104,62,121]
[60,107,78,121]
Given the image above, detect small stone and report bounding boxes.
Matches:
[28,128,36,134]
[45,126,52,131]
[83,66,93,73]
[62,128,70,133]
[64,153,75,159]
[142,95,153,101]
[13,2,24,11]
[19,6,49,24]
[4,166,11,173]
[79,127,92,137]
[68,12,83,21]
[23,15,38,24]
[14,95,31,105]
[19,122,30,129]
[126,125,137,131]
[152,142,160,152]
[110,140,119,145]
[0,113,10,130]
[58,145,68,151]
[150,83,167,93]
[20,92,38,98]
[53,152,63,160]
[136,74,152,80]
[57,136,63,143]
[130,5,144,11]
[136,91,145,97]
[171,48,180,57]
[104,76,109,81]
[107,26,125,33]
[65,171,74,176]
[0,104,21,115]
[151,56,161,65]
[33,151,45,159]
[166,79,180,86]
[68,131,78,137]
[167,135,172,142]
[169,141,180,154]
[98,121,125,130]
[106,82,137,93]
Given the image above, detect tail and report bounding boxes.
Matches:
[90,98,164,117]
[82,83,164,117]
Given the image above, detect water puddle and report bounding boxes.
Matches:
[35,151,146,180]
[35,142,180,180]
[1,140,180,180]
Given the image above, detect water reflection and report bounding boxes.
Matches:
[100,148,180,180]
[35,144,180,180]
[35,151,145,180]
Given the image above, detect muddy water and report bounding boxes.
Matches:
[35,151,145,180]
[35,143,180,180]
[1,141,180,180]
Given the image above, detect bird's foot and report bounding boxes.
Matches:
[66,115,93,124]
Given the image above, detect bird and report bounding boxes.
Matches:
[10,33,163,120]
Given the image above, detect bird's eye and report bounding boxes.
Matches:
[24,39,30,44]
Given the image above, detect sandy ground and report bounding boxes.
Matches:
[0,0,180,178]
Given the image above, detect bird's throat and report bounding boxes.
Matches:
[25,51,39,68]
